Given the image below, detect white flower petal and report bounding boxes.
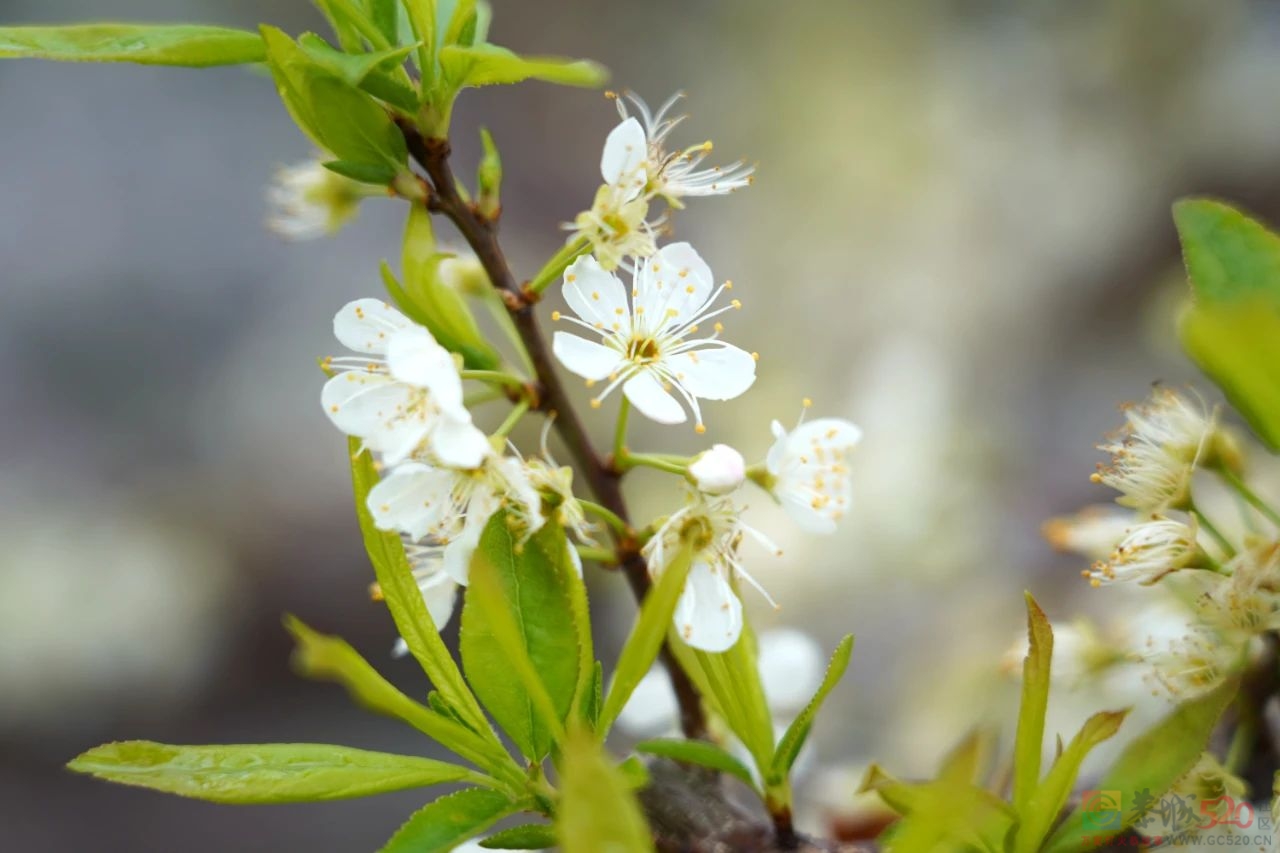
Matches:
[333,299,411,354]
[790,418,863,452]
[430,417,492,469]
[756,629,825,715]
[600,116,648,194]
[366,463,453,542]
[442,504,494,585]
[674,562,743,653]
[779,496,839,535]
[614,668,680,736]
[562,255,630,330]
[672,344,757,401]
[553,332,625,381]
[624,371,688,424]
[689,444,746,495]
[418,571,459,629]
[636,242,715,331]
[322,372,427,461]
[386,326,465,414]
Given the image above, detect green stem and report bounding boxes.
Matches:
[613,397,631,461]
[464,386,505,408]
[621,453,688,476]
[1219,467,1280,529]
[1225,700,1256,775]
[574,544,619,566]
[579,500,630,537]
[1191,504,1236,560]
[526,237,590,297]
[483,290,536,376]
[461,369,528,392]
[492,399,530,440]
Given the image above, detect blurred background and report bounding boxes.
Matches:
[4,0,1280,848]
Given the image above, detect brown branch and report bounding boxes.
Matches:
[397,118,708,740]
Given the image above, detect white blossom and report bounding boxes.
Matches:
[689,444,746,495]
[604,92,755,206]
[322,299,490,468]
[1084,517,1201,586]
[551,246,757,431]
[765,413,862,534]
[1041,505,1136,562]
[1092,387,1216,514]
[643,491,781,652]
[366,455,544,584]
[266,158,364,240]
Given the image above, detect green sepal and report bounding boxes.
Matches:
[0,24,265,66]
[67,741,481,803]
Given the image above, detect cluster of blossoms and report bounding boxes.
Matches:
[318,95,861,656]
[1036,386,1280,701]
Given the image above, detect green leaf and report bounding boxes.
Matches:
[389,204,501,370]
[596,544,695,736]
[324,159,399,185]
[67,741,477,803]
[769,634,853,783]
[1174,198,1280,450]
[367,0,402,44]
[381,787,517,853]
[1044,677,1239,852]
[283,615,513,778]
[635,738,758,792]
[0,24,265,66]
[1013,710,1127,853]
[260,26,407,168]
[439,43,607,90]
[347,439,496,741]
[860,764,1015,853]
[461,514,580,761]
[557,729,655,853]
[480,823,557,849]
[297,34,420,112]
[1012,592,1053,818]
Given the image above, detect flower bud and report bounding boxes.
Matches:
[688,444,746,495]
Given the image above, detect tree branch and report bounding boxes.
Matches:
[397,118,708,739]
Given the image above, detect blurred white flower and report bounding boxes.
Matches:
[367,455,544,584]
[764,412,862,534]
[322,299,489,468]
[551,246,756,430]
[266,157,364,240]
[643,492,781,652]
[605,92,755,205]
[1041,505,1135,562]
[1092,387,1216,514]
[1085,516,1201,586]
[689,444,746,495]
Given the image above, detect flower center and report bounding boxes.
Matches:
[626,336,661,363]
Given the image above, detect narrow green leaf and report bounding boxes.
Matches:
[860,764,1015,853]
[439,43,607,89]
[0,24,265,66]
[557,730,655,853]
[324,159,398,185]
[1012,592,1053,818]
[297,34,414,85]
[597,545,695,736]
[617,755,651,791]
[67,741,477,803]
[580,660,603,729]
[770,634,854,782]
[480,823,557,849]
[347,439,496,740]
[1174,198,1280,449]
[461,514,580,761]
[367,0,401,44]
[636,738,758,792]
[1044,677,1239,852]
[381,788,517,853]
[401,0,438,83]
[283,615,512,778]
[1014,710,1127,853]
[442,0,478,47]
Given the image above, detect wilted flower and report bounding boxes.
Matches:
[605,91,754,206]
[267,157,365,240]
[1092,387,1216,514]
[763,410,862,534]
[1085,517,1202,586]
[551,245,756,431]
[322,299,490,468]
[689,444,746,495]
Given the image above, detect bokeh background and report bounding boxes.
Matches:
[5,0,1280,848]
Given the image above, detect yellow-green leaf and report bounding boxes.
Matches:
[1012,592,1053,817]
[0,24,264,66]
[381,788,518,853]
[557,729,655,853]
